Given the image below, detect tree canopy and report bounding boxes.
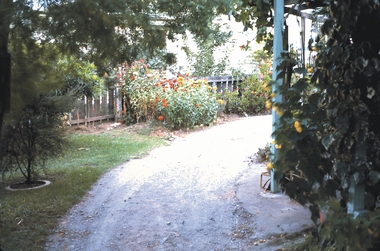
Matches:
[0,0,234,135]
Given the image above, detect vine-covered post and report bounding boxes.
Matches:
[348,133,367,217]
[270,0,284,193]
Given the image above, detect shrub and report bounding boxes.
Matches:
[120,60,164,123]
[0,91,77,183]
[156,77,219,129]
[120,61,219,130]
[218,74,271,115]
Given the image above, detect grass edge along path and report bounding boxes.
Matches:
[0,130,167,251]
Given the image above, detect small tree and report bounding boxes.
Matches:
[0,91,77,183]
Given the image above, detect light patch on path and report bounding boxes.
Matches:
[46,116,283,251]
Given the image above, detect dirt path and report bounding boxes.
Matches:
[46,115,305,251]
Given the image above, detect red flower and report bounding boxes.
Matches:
[158,115,164,121]
[163,103,169,108]
[140,59,144,63]
[154,83,160,86]
[162,99,167,103]
[131,75,136,80]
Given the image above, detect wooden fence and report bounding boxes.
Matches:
[68,76,246,126]
[69,90,115,125]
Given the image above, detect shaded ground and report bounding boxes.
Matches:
[46,115,314,251]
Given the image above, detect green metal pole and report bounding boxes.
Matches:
[270,0,284,193]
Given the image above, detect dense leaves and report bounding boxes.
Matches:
[268,0,380,249]
[0,91,78,183]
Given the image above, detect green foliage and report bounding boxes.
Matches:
[157,77,219,129]
[120,61,219,129]
[217,50,272,115]
[0,0,235,138]
[255,142,271,163]
[0,91,77,183]
[231,0,274,52]
[269,0,380,249]
[183,23,232,77]
[58,57,105,98]
[219,74,270,115]
[121,60,164,123]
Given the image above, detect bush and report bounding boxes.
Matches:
[120,60,164,123]
[120,61,219,129]
[156,77,219,129]
[0,91,77,183]
[217,74,271,115]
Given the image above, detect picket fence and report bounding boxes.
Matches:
[69,90,115,126]
[68,76,247,126]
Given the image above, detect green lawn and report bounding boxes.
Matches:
[0,130,167,251]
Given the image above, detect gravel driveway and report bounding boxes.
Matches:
[46,115,308,251]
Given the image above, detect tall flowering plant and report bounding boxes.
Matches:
[155,76,219,129]
[120,60,164,122]
[120,61,219,129]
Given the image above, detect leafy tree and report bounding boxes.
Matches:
[0,90,78,183]
[182,23,232,77]
[0,0,234,138]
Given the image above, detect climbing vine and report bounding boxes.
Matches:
[266,0,380,249]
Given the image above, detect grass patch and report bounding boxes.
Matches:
[0,130,167,251]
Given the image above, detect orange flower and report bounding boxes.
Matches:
[158,115,164,121]
[196,104,200,108]
[154,83,160,87]
[154,97,160,103]
[162,99,167,103]
[163,103,169,108]
[140,59,144,63]
[131,75,136,80]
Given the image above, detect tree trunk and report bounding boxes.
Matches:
[0,0,12,139]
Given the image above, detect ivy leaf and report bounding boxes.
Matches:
[309,204,320,224]
[341,177,350,190]
[353,103,369,118]
[308,93,321,105]
[325,179,339,198]
[297,194,308,205]
[365,192,375,209]
[355,56,368,72]
[334,162,350,180]
[288,131,302,142]
[334,115,349,134]
[330,45,343,57]
[294,67,307,75]
[326,108,337,120]
[291,78,309,91]
[285,148,298,162]
[322,133,341,150]
[353,171,365,185]
[363,58,378,77]
[369,170,380,185]
[342,46,351,63]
